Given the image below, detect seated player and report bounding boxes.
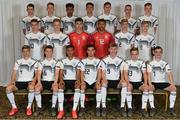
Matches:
[6,45,38,116]
[100,43,127,116]
[25,19,47,61]
[47,19,70,60]
[147,46,177,116]
[61,3,77,35]
[138,3,158,36]
[124,48,149,117]
[115,19,134,59]
[82,2,98,34]
[135,21,155,62]
[41,2,60,35]
[98,2,118,34]
[57,45,81,119]
[21,3,40,35]
[33,45,59,116]
[80,45,102,117]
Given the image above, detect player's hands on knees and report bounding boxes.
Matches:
[148,84,155,91]
[36,81,42,87]
[101,79,108,87]
[81,81,86,90]
[75,80,81,88]
[95,81,101,89]
[59,80,65,86]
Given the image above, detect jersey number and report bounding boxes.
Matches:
[107,69,111,74]
[128,71,132,76]
[85,69,90,75]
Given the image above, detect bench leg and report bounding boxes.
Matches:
[165,93,168,111]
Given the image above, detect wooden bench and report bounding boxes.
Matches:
[14,88,169,112]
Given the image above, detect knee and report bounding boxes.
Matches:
[35,86,42,92]
[6,85,13,92]
[52,86,58,92]
[28,84,34,90]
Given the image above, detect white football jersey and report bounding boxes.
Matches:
[47,32,70,60]
[125,59,146,82]
[135,34,155,61]
[82,15,98,34]
[57,57,81,80]
[98,14,118,34]
[138,15,158,35]
[81,58,101,85]
[147,60,171,83]
[21,16,40,34]
[101,56,127,81]
[25,32,47,61]
[39,58,57,81]
[115,31,134,59]
[14,58,38,82]
[61,16,77,34]
[41,15,60,35]
[119,17,137,34]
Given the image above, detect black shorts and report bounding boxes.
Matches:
[108,80,119,88]
[15,82,29,90]
[85,82,96,89]
[64,80,75,90]
[41,81,53,90]
[130,82,143,89]
[152,83,170,90]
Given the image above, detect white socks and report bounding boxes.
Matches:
[35,91,42,108]
[142,91,148,109]
[126,91,132,109]
[80,90,85,108]
[148,91,155,108]
[72,89,80,111]
[96,90,101,108]
[52,91,58,108]
[6,92,17,108]
[170,91,176,108]
[120,87,127,108]
[101,87,107,108]
[58,89,64,111]
[27,90,34,108]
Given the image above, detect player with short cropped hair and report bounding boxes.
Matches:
[69,17,91,60]
[124,48,149,117]
[22,3,40,35]
[25,19,47,61]
[115,19,134,59]
[56,45,81,119]
[47,19,70,60]
[138,3,158,35]
[61,3,77,34]
[119,4,138,35]
[147,46,177,117]
[41,2,60,35]
[134,21,156,62]
[33,45,59,117]
[100,43,128,117]
[82,2,98,34]
[98,2,118,34]
[6,45,38,116]
[91,19,115,59]
[79,45,102,117]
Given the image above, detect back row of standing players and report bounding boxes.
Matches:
[23,2,157,61]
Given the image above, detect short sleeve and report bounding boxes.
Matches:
[122,61,128,71]
[100,60,106,71]
[13,61,19,70]
[38,62,43,70]
[147,64,152,73]
[141,62,147,71]
[165,63,171,73]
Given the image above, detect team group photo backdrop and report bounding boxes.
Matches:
[0,0,179,86]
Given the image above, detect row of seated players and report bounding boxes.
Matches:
[22,2,158,35]
[6,44,176,119]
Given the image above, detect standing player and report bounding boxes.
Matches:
[56,45,81,119]
[6,45,38,116]
[119,4,137,35]
[91,19,115,59]
[135,21,155,62]
[80,45,102,117]
[41,2,60,35]
[100,43,127,116]
[147,46,177,116]
[124,48,149,117]
[98,2,118,34]
[138,3,158,35]
[82,2,98,34]
[22,3,40,35]
[115,19,134,59]
[69,17,91,60]
[61,3,77,34]
[33,45,59,117]
[25,19,47,61]
[47,19,70,60]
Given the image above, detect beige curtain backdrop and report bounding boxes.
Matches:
[0,0,180,86]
